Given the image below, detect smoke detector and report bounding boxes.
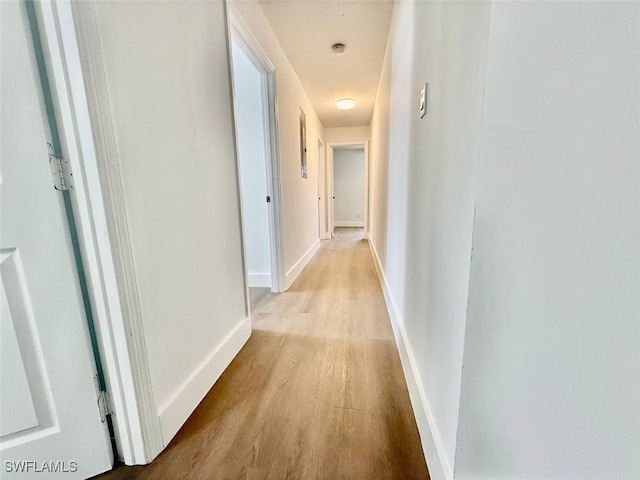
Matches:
[332,43,346,55]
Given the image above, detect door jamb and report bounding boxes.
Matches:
[227,5,286,294]
[326,141,370,239]
[317,139,329,240]
[37,0,163,464]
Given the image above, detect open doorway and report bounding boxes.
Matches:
[327,142,369,239]
[230,28,285,309]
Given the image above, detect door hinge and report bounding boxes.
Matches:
[48,143,74,191]
[97,390,112,422]
[266,195,271,203]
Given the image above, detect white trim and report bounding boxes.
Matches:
[223,2,252,325]
[328,146,334,238]
[368,239,454,480]
[334,221,365,228]
[285,240,321,290]
[227,4,285,294]
[53,0,164,464]
[363,142,369,237]
[317,138,329,240]
[157,316,251,445]
[227,4,274,72]
[327,141,370,239]
[247,273,271,288]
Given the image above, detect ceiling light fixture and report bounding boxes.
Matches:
[332,43,346,55]
[336,98,356,110]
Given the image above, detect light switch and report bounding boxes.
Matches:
[419,83,428,118]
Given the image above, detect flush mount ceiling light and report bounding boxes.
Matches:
[336,98,356,110]
[332,43,346,55]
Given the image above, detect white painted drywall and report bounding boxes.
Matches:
[231,40,271,288]
[371,2,640,480]
[369,2,491,478]
[230,1,324,284]
[324,126,370,143]
[333,148,365,227]
[455,3,640,479]
[93,1,249,444]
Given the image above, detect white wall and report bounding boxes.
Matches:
[231,41,271,288]
[324,126,370,143]
[93,1,249,445]
[333,148,365,227]
[369,2,491,478]
[230,1,324,288]
[371,1,640,480]
[455,3,640,479]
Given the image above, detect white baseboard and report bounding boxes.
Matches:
[248,273,271,288]
[334,221,365,227]
[285,240,320,290]
[368,240,454,480]
[157,316,251,445]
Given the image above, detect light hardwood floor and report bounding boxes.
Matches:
[96,228,428,479]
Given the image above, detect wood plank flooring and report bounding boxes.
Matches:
[96,228,428,480]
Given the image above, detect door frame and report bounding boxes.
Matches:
[317,139,329,240]
[326,141,370,238]
[36,0,162,464]
[228,4,286,294]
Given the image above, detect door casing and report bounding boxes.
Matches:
[228,3,286,294]
[318,139,329,240]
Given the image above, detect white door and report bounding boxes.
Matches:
[0,2,113,478]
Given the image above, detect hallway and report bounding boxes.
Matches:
[97,228,428,480]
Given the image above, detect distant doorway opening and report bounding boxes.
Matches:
[327,142,369,239]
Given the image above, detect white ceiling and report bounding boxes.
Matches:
[259,0,394,128]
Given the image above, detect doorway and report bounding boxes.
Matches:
[229,24,285,306]
[327,142,369,239]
